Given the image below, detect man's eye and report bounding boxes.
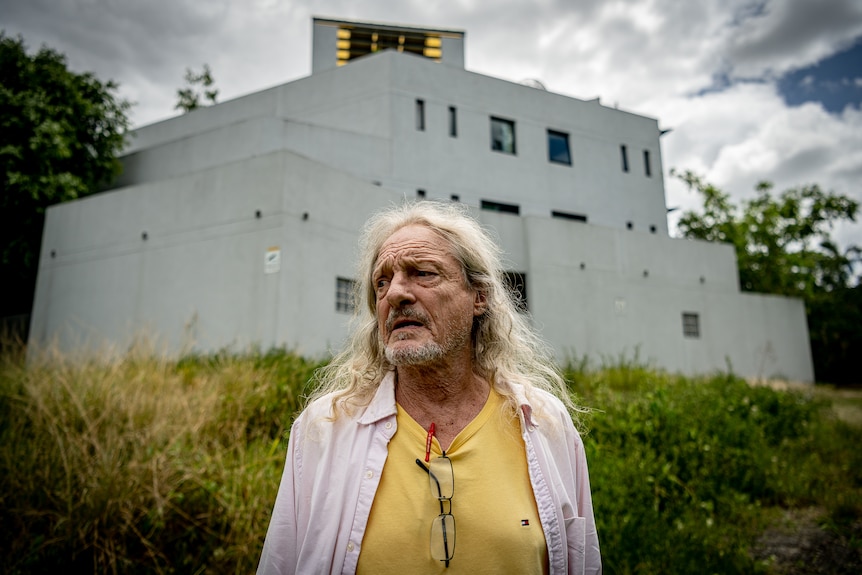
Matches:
[416,270,435,277]
[376,278,389,289]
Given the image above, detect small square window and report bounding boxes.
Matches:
[682,312,700,338]
[416,99,425,131]
[417,189,426,198]
[620,144,629,172]
[336,277,356,313]
[491,117,516,154]
[547,130,571,165]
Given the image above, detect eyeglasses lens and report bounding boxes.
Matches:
[428,456,455,562]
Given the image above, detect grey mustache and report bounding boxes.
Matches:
[386,307,430,332]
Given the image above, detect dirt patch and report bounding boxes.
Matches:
[751,507,862,574]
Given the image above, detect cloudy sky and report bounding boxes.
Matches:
[4,0,862,251]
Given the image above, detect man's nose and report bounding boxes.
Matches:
[386,272,416,307]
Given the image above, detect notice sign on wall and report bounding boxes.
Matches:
[265,246,281,274]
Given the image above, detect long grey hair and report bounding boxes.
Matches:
[307,201,583,425]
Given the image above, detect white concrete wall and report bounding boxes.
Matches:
[31,153,815,382]
[386,54,668,234]
[117,51,668,236]
[476,213,813,382]
[31,150,401,358]
[311,19,338,75]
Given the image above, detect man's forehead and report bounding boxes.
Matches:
[374,225,454,266]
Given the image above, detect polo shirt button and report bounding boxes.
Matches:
[347,542,355,552]
[365,470,373,479]
[385,421,393,430]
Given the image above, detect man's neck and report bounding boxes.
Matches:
[394,361,490,451]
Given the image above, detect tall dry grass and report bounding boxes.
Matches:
[0,342,319,574]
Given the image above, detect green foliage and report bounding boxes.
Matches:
[0,33,131,319]
[570,361,862,574]
[673,170,862,384]
[175,64,218,113]
[3,347,860,573]
[673,170,860,297]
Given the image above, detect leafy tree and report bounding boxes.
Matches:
[674,169,861,384]
[175,64,218,112]
[807,284,862,385]
[0,33,131,330]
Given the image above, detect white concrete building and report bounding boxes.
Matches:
[28,18,814,382]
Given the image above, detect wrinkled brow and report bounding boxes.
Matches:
[372,252,445,277]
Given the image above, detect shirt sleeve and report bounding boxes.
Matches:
[257,420,303,575]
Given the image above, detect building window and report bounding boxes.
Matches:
[450,194,460,202]
[547,130,571,165]
[682,312,700,338]
[551,210,587,222]
[417,189,426,198]
[481,199,519,215]
[449,106,457,137]
[490,117,516,154]
[335,25,446,66]
[644,149,652,177]
[416,99,425,131]
[620,144,629,172]
[336,277,356,313]
[504,271,528,312]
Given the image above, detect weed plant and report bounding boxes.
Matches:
[568,358,862,574]
[1,343,859,573]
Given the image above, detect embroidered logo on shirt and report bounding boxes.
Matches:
[521,519,530,526]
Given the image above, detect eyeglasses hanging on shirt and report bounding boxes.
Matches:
[415,422,455,567]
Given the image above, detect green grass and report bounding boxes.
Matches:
[1,343,859,574]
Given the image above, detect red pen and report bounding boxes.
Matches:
[425,422,436,462]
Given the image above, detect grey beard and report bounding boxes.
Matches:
[384,340,446,366]
[382,306,473,366]
[383,321,471,367]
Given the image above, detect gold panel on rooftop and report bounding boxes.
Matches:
[336,25,444,65]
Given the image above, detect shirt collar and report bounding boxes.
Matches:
[496,378,537,429]
[357,370,537,428]
[357,370,398,425]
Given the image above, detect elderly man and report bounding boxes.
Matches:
[258,202,601,574]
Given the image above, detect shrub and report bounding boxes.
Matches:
[570,363,862,574]
[0,345,318,574]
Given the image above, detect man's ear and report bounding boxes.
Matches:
[473,290,487,316]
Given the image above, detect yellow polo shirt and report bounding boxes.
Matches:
[356,388,548,574]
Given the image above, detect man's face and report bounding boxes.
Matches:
[372,225,483,366]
